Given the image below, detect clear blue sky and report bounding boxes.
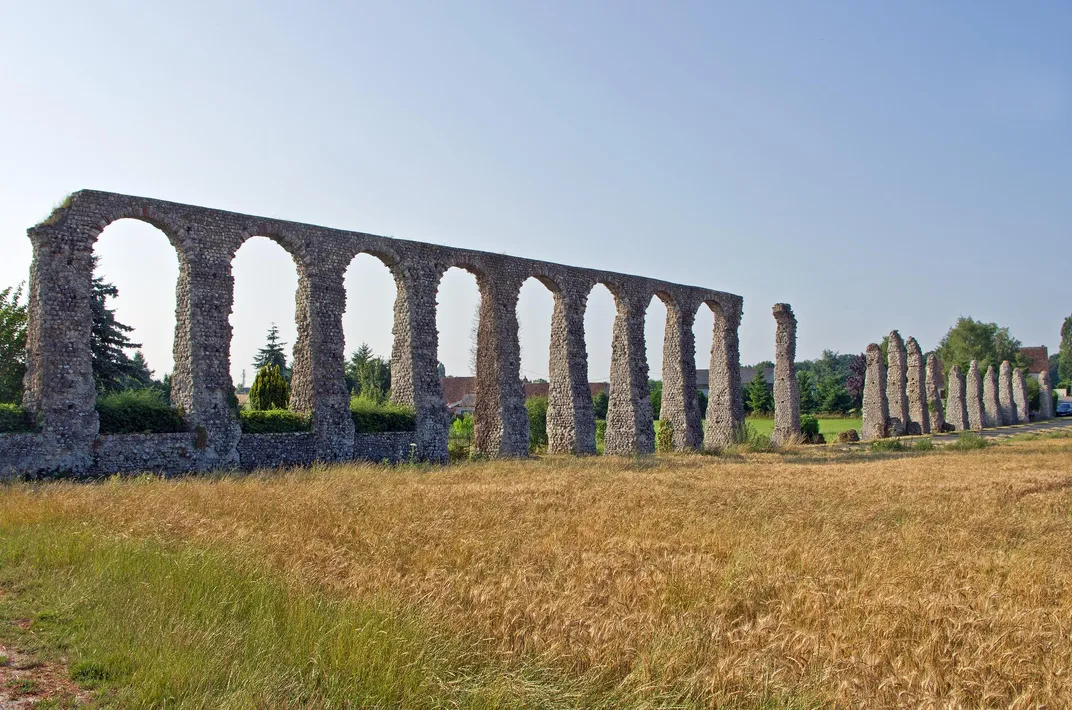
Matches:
[1,1,1069,384]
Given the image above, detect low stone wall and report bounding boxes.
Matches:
[237,433,318,470]
[0,433,45,479]
[94,433,204,475]
[354,431,418,464]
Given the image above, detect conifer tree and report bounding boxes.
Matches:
[745,369,774,415]
[253,324,289,379]
[249,364,289,410]
[91,258,145,393]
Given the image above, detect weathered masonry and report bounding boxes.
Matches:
[2,190,743,475]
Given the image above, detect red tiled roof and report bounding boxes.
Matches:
[1020,346,1049,374]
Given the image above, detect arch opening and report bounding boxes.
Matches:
[516,276,556,452]
[342,252,398,403]
[90,218,179,399]
[229,235,301,410]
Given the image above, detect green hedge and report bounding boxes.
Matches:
[97,389,185,435]
[0,403,34,433]
[240,409,311,434]
[350,397,416,433]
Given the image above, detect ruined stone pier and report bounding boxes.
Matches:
[1,190,743,476]
[771,303,800,445]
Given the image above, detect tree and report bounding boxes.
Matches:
[935,316,1028,378]
[253,323,289,378]
[745,369,773,415]
[346,343,391,402]
[697,389,708,416]
[437,361,446,378]
[115,350,156,392]
[1049,353,1061,388]
[91,261,147,393]
[1060,314,1072,385]
[592,390,609,419]
[845,353,866,411]
[816,373,852,414]
[0,283,27,403]
[249,364,289,410]
[649,379,663,420]
[797,370,819,414]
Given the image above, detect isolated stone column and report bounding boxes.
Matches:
[925,353,945,432]
[905,337,930,435]
[473,271,529,458]
[547,285,597,455]
[605,289,655,455]
[659,299,703,450]
[886,331,909,436]
[20,223,98,473]
[983,364,1001,428]
[861,343,888,440]
[966,360,985,430]
[998,360,1016,425]
[1039,370,1054,420]
[289,265,355,462]
[390,262,449,462]
[1012,368,1030,423]
[704,301,744,450]
[946,364,968,431]
[771,303,800,445]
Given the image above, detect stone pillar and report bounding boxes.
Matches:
[289,265,354,462]
[390,262,449,462]
[20,223,98,473]
[605,289,655,455]
[547,284,597,454]
[169,243,242,468]
[886,331,909,436]
[998,360,1016,425]
[658,299,702,450]
[473,271,529,458]
[861,343,888,440]
[704,301,744,450]
[966,360,985,430]
[771,303,800,445]
[905,337,930,435]
[983,365,1001,428]
[1039,370,1054,420]
[946,364,968,431]
[925,353,945,433]
[1012,367,1029,423]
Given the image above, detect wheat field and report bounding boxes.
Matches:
[3,435,1072,707]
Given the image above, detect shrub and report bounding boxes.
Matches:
[350,396,416,433]
[448,414,473,461]
[655,419,674,453]
[947,431,989,451]
[0,403,33,432]
[595,419,607,453]
[837,429,860,443]
[249,365,289,411]
[869,438,904,452]
[239,409,310,434]
[97,389,184,435]
[526,396,548,453]
[800,415,820,442]
[913,437,934,451]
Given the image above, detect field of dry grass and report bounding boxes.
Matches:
[3,434,1072,707]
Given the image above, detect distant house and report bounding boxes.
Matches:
[696,366,773,397]
[1020,346,1049,380]
[440,376,609,416]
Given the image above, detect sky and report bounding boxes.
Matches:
[1,1,1069,385]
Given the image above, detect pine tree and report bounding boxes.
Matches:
[796,370,819,414]
[253,324,289,378]
[249,364,290,410]
[745,369,774,415]
[91,259,145,393]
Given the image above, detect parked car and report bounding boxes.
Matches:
[1057,402,1072,417]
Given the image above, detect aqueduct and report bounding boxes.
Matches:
[2,190,743,475]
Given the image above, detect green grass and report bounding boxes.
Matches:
[0,524,691,709]
[746,416,862,440]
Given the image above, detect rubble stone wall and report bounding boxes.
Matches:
[886,331,909,436]
[946,364,968,431]
[925,354,945,433]
[12,190,742,475]
[861,344,888,440]
[905,337,930,435]
[1012,368,1029,423]
[966,360,985,430]
[998,361,1017,425]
